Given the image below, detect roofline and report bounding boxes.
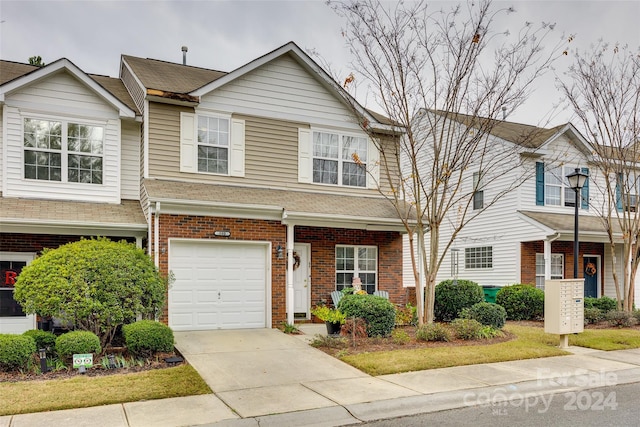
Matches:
[189,41,395,133]
[0,218,147,237]
[0,58,136,119]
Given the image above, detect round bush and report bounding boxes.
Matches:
[0,334,36,371]
[415,323,451,342]
[338,294,396,337]
[495,284,544,321]
[450,318,484,340]
[123,320,174,357]
[460,302,507,329]
[56,331,102,358]
[584,307,604,325]
[23,330,57,353]
[434,279,484,322]
[584,296,618,313]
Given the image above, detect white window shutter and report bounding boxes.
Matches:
[367,138,380,189]
[180,112,196,173]
[298,128,312,183]
[229,118,245,177]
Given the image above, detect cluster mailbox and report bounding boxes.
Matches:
[544,279,584,336]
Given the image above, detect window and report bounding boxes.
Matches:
[313,131,367,187]
[23,118,104,184]
[535,253,564,290]
[545,166,578,207]
[473,171,484,210]
[0,260,27,317]
[465,247,492,269]
[336,246,377,294]
[197,116,229,174]
[621,173,640,212]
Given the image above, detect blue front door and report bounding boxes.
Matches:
[583,256,598,297]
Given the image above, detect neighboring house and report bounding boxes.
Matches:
[405,110,639,308]
[0,42,410,334]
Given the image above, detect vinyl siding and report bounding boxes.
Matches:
[0,105,4,190]
[2,72,122,202]
[121,120,141,199]
[120,63,146,113]
[198,54,363,132]
[147,102,392,196]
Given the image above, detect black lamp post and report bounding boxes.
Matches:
[566,168,589,279]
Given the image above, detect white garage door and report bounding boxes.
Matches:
[169,240,268,331]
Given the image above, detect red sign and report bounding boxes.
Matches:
[3,270,17,287]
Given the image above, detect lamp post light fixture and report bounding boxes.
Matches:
[38,348,48,374]
[566,168,589,279]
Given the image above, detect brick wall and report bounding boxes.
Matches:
[521,240,604,290]
[0,233,137,253]
[153,216,406,326]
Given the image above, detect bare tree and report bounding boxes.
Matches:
[558,42,640,312]
[329,0,565,324]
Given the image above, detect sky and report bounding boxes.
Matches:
[1,0,639,127]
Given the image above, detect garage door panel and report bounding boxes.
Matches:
[169,241,268,331]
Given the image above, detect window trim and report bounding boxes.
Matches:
[335,245,378,293]
[535,253,564,290]
[0,252,35,319]
[22,115,105,185]
[196,113,231,176]
[311,128,369,188]
[464,246,493,270]
[472,171,484,210]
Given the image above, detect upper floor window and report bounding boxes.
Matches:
[336,245,377,294]
[619,173,640,212]
[313,131,367,187]
[536,162,589,209]
[473,171,484,210]
[23,118,104,184]
[197,116,229,174]
[465,246,492,269]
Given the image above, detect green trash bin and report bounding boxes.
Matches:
[482,286,501,304]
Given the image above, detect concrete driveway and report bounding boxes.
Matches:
[174,328,417,418]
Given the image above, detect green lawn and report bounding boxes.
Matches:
[338,325,640,376]
[0,365,211,416]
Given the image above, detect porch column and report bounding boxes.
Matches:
[286,223,295,325]
[544,238,551,282]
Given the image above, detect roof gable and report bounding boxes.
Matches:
[0,58,136,118]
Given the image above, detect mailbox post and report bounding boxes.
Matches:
[544,279,584,348]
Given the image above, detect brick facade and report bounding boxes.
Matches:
[520,240,604,292]
[0,233,137,253]
[153,215,406,326]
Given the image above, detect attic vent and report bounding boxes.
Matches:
[181,46,188,65]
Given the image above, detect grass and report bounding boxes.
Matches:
[0,365,211,416]
[337,324,640,376]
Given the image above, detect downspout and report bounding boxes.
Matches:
[154,202,161,267]
[544,233,561,282]
[286,222,295,325]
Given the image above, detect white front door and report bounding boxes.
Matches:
[293,243,310,317]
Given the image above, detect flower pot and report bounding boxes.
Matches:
[325,321,342,336]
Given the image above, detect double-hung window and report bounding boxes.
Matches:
[197,116,229,174]
[621,173,640,212]
[473,171,484,210]
[23,118,104,184]
[535,253,563,290]
[545,166,579,207]
[336,246,377,294]
[313,131,367,187]
[465,246,492,269]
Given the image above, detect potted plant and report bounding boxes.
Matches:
[311,305,346,335]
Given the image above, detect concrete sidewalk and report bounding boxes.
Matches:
[2,325,640,427]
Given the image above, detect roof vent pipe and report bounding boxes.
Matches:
[181,46,188,65]
[502,106,507,120]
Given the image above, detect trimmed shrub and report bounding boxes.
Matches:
[450,318,484,340]
[14,238,168,348]
[391,328,411,345]
[56,331,102,358]
[338,294,396,337]
[123,320,174,357]
[584,307,604,325]
[434,279,484,322]
[0,334,36,371]
[584,296,618,313]
[415,323,451,342]
[605,310,637,328]
[496,284,544,320]
[633,310,640,324]
[460,302,507,329]
[22,329,57,353]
